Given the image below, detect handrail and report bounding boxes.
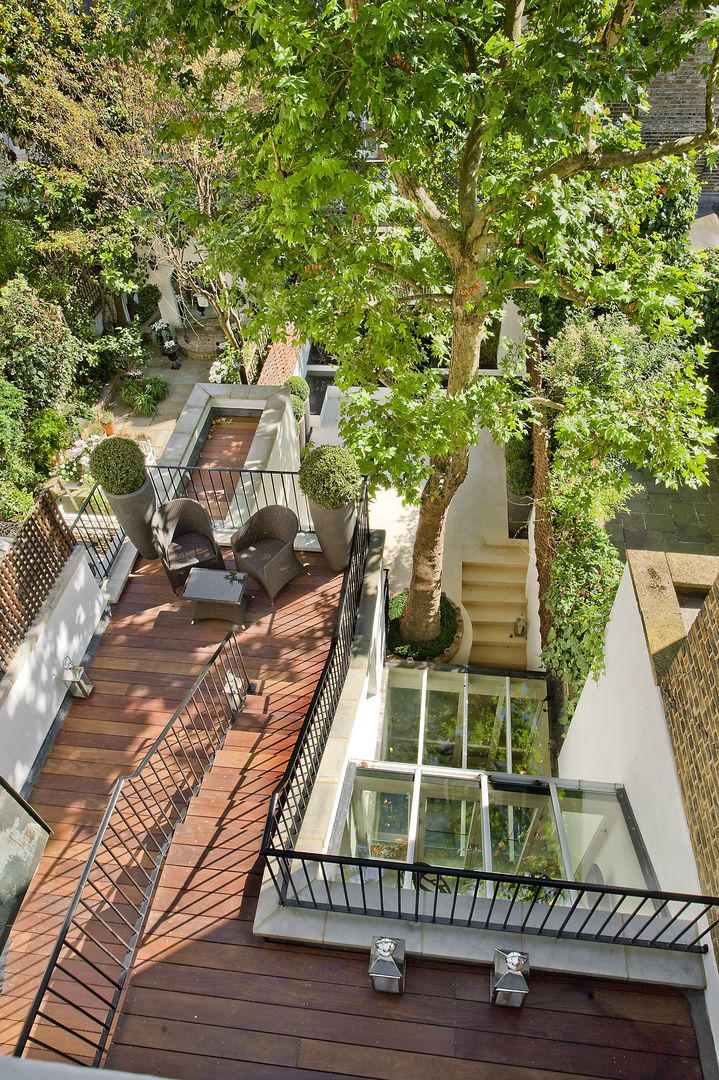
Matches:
[261,479,370,855]
[14,627,252,1067]
[261,847,719,954]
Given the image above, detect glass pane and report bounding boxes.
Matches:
[509,678,550,776]
[340,768,412,864]
[423,671,463,767]
[488,780,565,880]
[467,674,507,770]
[382,673,421,763]
[415,776,484,894]
[557,787,649,890]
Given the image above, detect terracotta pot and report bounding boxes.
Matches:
[101,421,115,436]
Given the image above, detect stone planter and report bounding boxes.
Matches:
[105,476,158,559]
[308,498,357,571]
[507,485,533,540]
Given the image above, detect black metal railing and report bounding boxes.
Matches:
[69,487,124,582]
[148,465,314,534]
[14,629,252,1067]
[69,467,316,582]
[260,849,719,955]
[261,479,370,855]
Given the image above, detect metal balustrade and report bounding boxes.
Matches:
[14,629,252,1067]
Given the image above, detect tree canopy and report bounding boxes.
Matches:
[117,0,719,640]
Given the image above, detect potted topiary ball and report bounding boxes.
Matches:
[284,376,311,443]
[298,444,362,570]
[89,436,157,559]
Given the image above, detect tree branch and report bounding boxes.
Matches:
[503,0,525,43]
[395,292,452,308]
[524,251,637,313]
[458,117,485,229]
[391,168,462,262]
[600,0,639,52]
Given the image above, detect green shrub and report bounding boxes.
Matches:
[505,435,534,495]
[298,445,361,509]
[87,322,146,377]
[27,408,71,472]
[290,393,305,433]
[284,375,310,402]
[133,390,158,417]
[89,436,147,495]
[0,480,35,523]
[387,591,458,660]
[144,376,168,402]
[135,283,161,325]
[0,378,30,485]
[121,377,143,406]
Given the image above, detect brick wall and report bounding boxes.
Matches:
[258,323,303,386]
[661,570,719,950]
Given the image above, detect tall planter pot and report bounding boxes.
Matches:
[105,476,158,559]
[308,498,357,571]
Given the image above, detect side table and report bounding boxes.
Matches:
[182,568,248,625]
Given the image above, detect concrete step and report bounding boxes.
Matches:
[470,617,524,639]
[469,641,527,670]
[463,596,527,620]
[462,583,527,608]
[463,543,529,566]
[462,561,527,586]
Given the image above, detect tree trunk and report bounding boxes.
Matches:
[399,446,470,640]
[527,331,567,758]
[399,268,485,641]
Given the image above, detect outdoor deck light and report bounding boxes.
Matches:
[369,937,406,994]
[490,950,529,1007]
[61,656,94,699]
[223,671,247,713]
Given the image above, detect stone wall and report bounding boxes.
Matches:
[661,567,719,945]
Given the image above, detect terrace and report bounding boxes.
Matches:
[0,419,716,1079]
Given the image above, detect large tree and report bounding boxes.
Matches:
[122,0,719,640]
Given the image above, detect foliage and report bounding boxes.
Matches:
[208,346,247,385]
[86,323,147,378]
[119,373,168,416]
[505,436,534,496]
[290,393,305,432]
[0,480,34,523]
[56,432,105,485]
[387,591,458,661]
[298,445,362,509]
[26,408,72,473]
[0,378,30,485]
[0,275,82,410]
[284,376,310,402]
[89,436,147,495]
[539,313,714,712]
[135,283,161,325]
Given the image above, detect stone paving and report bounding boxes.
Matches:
[606,460,719,558]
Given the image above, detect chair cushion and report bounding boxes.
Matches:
[168,532,217,569]
[235,537,285,568]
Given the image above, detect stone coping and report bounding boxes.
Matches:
[627,550,719,680]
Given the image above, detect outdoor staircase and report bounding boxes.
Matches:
[462,543,529,669]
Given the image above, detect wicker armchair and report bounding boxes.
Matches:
[152,498,224,593]
[230,505,303,602]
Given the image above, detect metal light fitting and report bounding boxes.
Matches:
[223,671,247,713]
[490,949,529,1007]
[61,656,94,699]
[368,936,406,994]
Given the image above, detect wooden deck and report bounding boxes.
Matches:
[1,417,708,1079]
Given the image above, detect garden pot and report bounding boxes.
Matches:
[506,484,532,540]
[101,421,115,436]
[105,476,158,559]
[308,498,357,571]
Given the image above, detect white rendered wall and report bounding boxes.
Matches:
[525,510,542,670]
[0,549,105,792]
[559,564,701,896]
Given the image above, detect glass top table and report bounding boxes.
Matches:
[182,568,248,624]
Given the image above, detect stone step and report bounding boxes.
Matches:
[470,619,525,643]
[462,561,527,586]
[464,601,527,624]
[469,641,527,669]
[463,543,529,566]
[462,588,527,612]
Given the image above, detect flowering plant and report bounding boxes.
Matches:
[163,339,178,352]
[56,433,105,485]
[209,346,245,384]
[151,319,169,333]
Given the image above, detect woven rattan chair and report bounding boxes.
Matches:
[230,505,303,602]
[152,498,224,593]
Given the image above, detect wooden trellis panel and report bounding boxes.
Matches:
[0,490,75,677]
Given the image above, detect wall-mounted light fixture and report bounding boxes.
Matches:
[368,937,406,994]
[490,950,529,1007]
[513,615,527,638]
[61,656,94,699]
